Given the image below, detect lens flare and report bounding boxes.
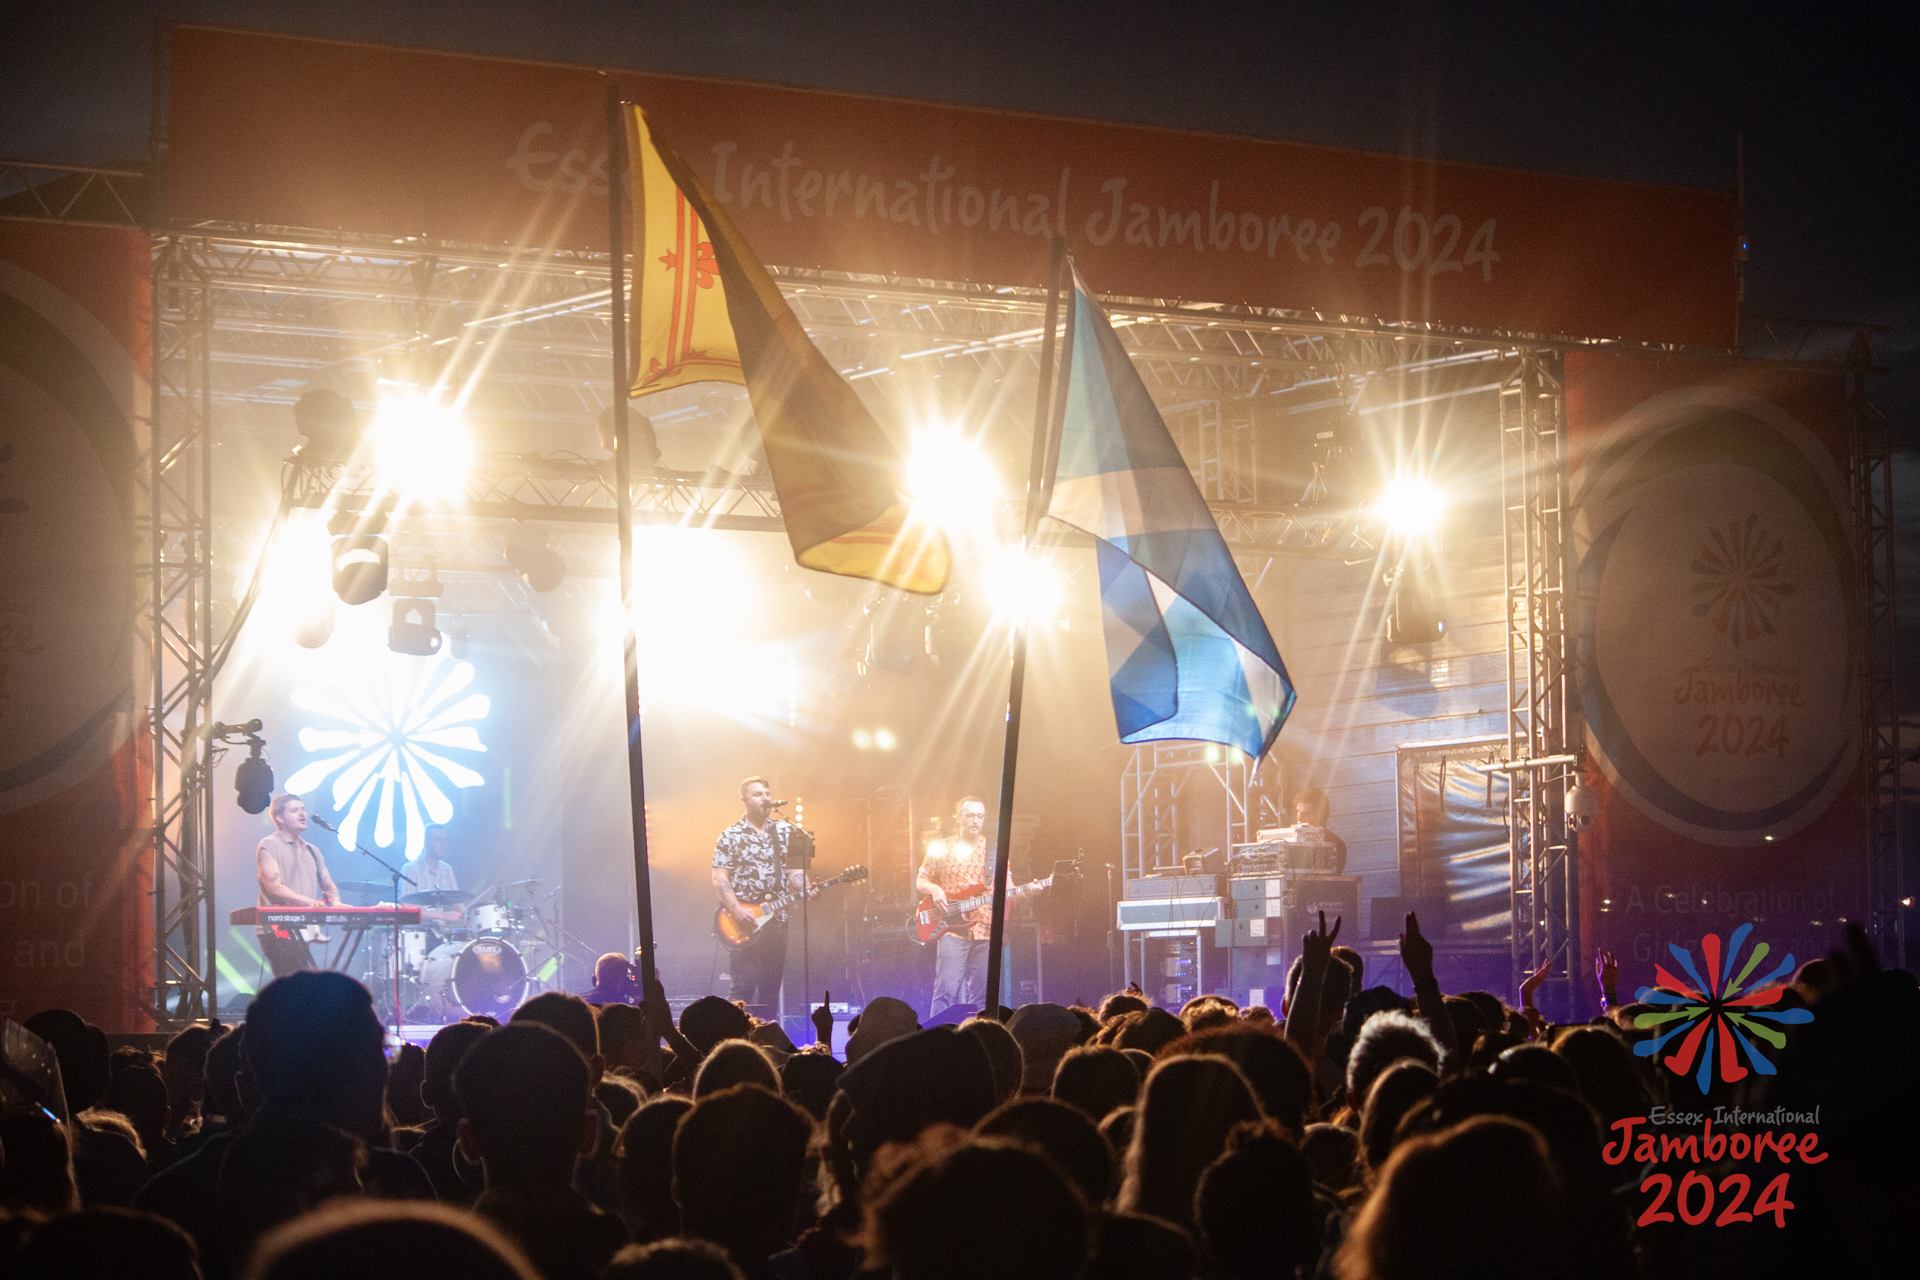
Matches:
[905,425,1001,531]
[370,390,472,499]
[1375,475,1445,537]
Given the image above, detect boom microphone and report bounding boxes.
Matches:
[308,814,338,832]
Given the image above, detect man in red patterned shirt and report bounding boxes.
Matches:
[915,796,1043,1018]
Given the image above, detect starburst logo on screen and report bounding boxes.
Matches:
[1689,514,1793,648]
[1633,925,1813,1092]
[281,652,489,860]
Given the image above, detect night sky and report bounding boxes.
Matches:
[6,0,1915,639]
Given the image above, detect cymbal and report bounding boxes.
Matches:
[401,889,469,907]
[334,881,390,899]
[504,878,546,889]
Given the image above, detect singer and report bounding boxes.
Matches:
[710,776,806,1017]
[254,793,341,977]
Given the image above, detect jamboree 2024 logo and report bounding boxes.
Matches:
[1602,926,1822,1229]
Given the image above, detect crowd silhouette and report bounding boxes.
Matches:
[1,914,1912,1279]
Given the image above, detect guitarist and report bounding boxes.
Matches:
[916,796,1043,1018]
[712,776,808,1017]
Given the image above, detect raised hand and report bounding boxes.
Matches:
[811,989,835,1047]
[1595,949,1620,1006]
[1399,911,1435,980]
[1520,960,1551,1012]
[1301,908,1342,965]
[641,973,673,1041]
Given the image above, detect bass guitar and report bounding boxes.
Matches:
[909,875,1055,945]
[714,865,869,950]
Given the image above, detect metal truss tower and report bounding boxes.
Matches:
[1498,352,1579,1016]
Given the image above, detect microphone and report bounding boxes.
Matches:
[309,814,338,832]
[771,799,791,809]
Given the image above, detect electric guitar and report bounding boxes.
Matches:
[910,876,1055,945]
[714,865,869,951]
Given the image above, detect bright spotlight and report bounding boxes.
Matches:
[371,390,472,499]
[852,729,874,751]
[873,728,898,751]
[987,550,1062,620]
[906,425,1001,530]
[1376,475,1445,537]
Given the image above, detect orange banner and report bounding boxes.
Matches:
[165,25,1736,348]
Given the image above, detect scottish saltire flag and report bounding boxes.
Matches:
[1046,269,1295,759]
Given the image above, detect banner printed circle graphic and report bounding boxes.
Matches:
[1573,386,1856,846]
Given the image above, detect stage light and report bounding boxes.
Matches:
[906,424,1001,530]
[370,390,472,499]
[504,523,566,593]
[291,596,336,649]
[596,405,662,466]
[1376,475,1445,538]
[331,535,389,605]
[293,388,361,460]
[874,728,898,751]
[987,550,1062,620]
[852,729,874,751]
[389,598,443,656]
[1385,565,1446,646]
[235,744,274,814]
[1566,781,1598,832]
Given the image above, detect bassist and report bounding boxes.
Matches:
[916,796,1044,1018]
[712,776,808,1017]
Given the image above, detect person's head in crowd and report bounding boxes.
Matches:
[1327,986,1412,1071]
[1489,1043,1581,1094]
[974,1096,1114,1205]
[1196,1122,1322,1279]
[692,1040,780,1098]
[105,1059,173,1158]
[1282,953,1355,1038]
[1792,956,1843,1003]
[242,972,388,1139]
[596,1075,644,1128]
[243,1200,539,1280]
[1050,1045,1141,1123]
[836,1026,997,1171]
[1004,1004,1080,1095]
[10,1206,201,1280]
[1551,1027,1654,1130]
[1301,1121,1362,1195]
[678,997,753,1057]
[509,992,603,1084]
[601,1239,744,1280]
[1360,1060,1439,1177]
[1067,1006,1101,1044]
[0,1109,79,1212]
[960,1016,1025,1103]
[863,1137,1092,1280]
[844,995,920,1065]
[615,1097,692,1244]
[421,1020,492,1123]
[1240,1004,1277,1028]
[1468,1028,1526,1072]
[384,1042,429,1129]
[1118,1054,1262,1230]
[1084,1211,1197,1280]
[1441,996,1486,1058]
[1332,945,1365,989]
[1096,1105,1135,1161]
[780,1049,843,1119]
[1180,994,1239,1034]
[454,1023,595,1190]
[1608,1001,1657,1042]
[750,1019,797,1059]
[1095,1008,1186,1056]
[161,1022,220,1136]
[1118,1047,1154,1079]
[23,1008,110,1113]
[596,1004,654,1078]
[1458,990,1508,1038]
[203,1025,247,1124]
[593,952,635,992]
[1096,991,1149,1023]
[1335,1116,1562,1280]
[216,1112,367,1253]
[1346,1011,1442,1109]
[1160,1025,1315,1140]
[674,1084,814,1266]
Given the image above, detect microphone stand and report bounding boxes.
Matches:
[313,816,416,1044]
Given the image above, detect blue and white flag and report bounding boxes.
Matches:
[1045,269,1295,760]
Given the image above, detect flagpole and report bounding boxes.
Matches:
[606,83,661,994]
[984,235,1073,1020]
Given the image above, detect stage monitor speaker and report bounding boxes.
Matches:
[1368,895,1448,941]
[1281,874,1360,947]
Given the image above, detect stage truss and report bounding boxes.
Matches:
[2,166,1892,1022]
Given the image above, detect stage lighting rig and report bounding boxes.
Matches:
[195,719,274,813]
[389,598,444,656]
[504,523,566,593]
[292,388,362,461]
[331,534,389,605]
[1384,563,1446,646]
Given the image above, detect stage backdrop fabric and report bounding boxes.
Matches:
[0,220,153,1032]
[164,24,1735,348]
[1566,350,1864,985]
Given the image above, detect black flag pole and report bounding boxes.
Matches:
[606,83,660,993]
[984,236,1074,1020]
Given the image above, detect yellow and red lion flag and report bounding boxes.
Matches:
[623,105,949,594]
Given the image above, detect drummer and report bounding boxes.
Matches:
[404,824,465,926]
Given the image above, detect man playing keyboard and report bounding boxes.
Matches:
[255,793,342,977]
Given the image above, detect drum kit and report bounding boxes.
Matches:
[335,878,559,1022]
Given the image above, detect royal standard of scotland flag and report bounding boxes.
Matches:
[1045,269,1295,760]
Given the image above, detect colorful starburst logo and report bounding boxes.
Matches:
[1688,514,1794,648]
[1633,925,1813,1091]
[281,652,489,860]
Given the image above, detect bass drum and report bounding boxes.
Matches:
[418,937,528,1018]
